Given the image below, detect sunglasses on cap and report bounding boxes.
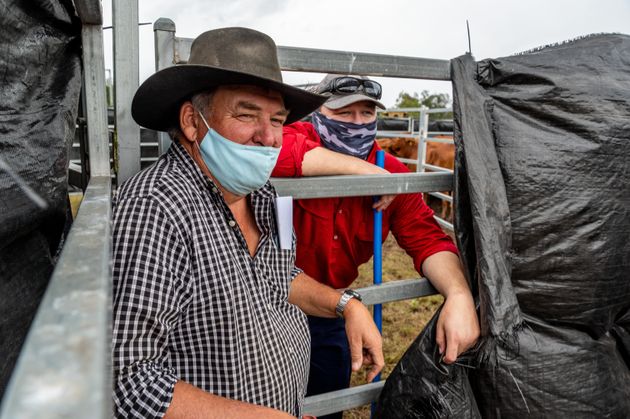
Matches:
[320,77,383,100]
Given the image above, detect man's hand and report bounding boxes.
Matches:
[365,165,395,212]
[421,251,480,364]
[343,299,384,382]
[435,291,479,364]
[301,147,395,211]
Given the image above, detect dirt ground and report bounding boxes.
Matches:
[342,235,443,419]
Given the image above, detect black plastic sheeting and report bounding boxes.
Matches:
[376,34,630,418]
[0,0,82,397]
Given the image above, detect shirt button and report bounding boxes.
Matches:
[333,235,338,240]
[338,209,343,214]
[228,220,236,227]
[212,187,218,194]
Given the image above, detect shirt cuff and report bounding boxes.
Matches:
[290,266,303,281]
[114,361,179,419]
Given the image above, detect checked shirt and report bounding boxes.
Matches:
[112,141,310,418]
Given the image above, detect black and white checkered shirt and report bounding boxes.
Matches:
[112,141,310,418]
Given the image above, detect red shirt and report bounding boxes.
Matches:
[272,122,458,289]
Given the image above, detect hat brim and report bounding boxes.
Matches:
[132,65,328,131]
[323,93,386,110]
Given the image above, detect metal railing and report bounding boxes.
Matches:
[1,8,456,418]
[0,1,113,418]
[273,173,446,416]
[376,107,455,231]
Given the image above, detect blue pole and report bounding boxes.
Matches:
[371,150,385,417]
[372,150,385,338]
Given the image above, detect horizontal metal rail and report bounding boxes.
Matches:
[304,382,386,417]
[376,132,417,139]
[356,278,437,306]
[172,36,450,80]
[428,132,454,138]
[0,176,112,419]
[423,163,453,173]
[397,157,418,165]
[429,191,453,203]
[303,278,438,415]
[386,107,452,114]
[271,172,452,199]
[435,216,454,231]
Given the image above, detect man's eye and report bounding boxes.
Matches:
[271,118,285,127]
[237,114,255,120]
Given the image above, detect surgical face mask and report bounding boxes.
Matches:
[196,111,280,196]
[312,111,377,160]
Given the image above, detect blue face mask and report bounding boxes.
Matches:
[312,111,377,160]
[197,112,280,196]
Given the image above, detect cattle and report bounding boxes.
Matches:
[376,137,419,171]
[376,136,455,221]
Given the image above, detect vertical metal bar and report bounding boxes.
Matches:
[82,25,111,177]
[0,176,112,419]
[372,150,386,336]
[153,18,177,155]
[113,0,141,183]
[418,109,429,172]
[371,149,385,418]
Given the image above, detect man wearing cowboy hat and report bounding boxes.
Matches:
[112,28,386,418]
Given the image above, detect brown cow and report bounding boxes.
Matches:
[376,137,419,171]
[376,136,455,221]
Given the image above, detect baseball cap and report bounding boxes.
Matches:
[314,74,386,110]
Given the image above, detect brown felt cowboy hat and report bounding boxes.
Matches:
[132,27,327,131]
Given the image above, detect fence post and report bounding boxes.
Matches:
[113,0,141,183]
[417,109,429,173]
[153,18,176,155]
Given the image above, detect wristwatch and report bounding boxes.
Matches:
[335,289,363,318]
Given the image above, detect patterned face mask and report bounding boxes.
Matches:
[312,111,377,160]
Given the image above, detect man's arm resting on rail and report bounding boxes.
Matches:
[288,272,384,382]
[301,147,394,211]
[421,251,480,364]
[164,381,295,419]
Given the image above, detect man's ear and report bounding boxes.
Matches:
[179,101,201,143]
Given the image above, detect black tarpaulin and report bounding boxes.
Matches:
[0,0,82,397]
[376,34,630,418]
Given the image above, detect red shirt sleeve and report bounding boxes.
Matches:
[383,152,458,276]
[272,122,322,178]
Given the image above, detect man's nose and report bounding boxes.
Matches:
[350,112,363,124]
[254,120,279,147]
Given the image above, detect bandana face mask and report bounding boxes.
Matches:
[196,111,280,196]
[311,111,377,160]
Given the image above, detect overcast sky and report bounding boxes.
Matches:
[102,0,629,108]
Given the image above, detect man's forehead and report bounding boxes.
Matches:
[214,84,286,111]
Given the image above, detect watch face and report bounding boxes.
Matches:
[346,289,362,301]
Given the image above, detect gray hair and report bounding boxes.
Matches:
[167,89,215,142]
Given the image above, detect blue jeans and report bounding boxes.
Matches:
[306,316,351,419]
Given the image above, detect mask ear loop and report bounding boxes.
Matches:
[192,109,219,187]
[196,109,212,132]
